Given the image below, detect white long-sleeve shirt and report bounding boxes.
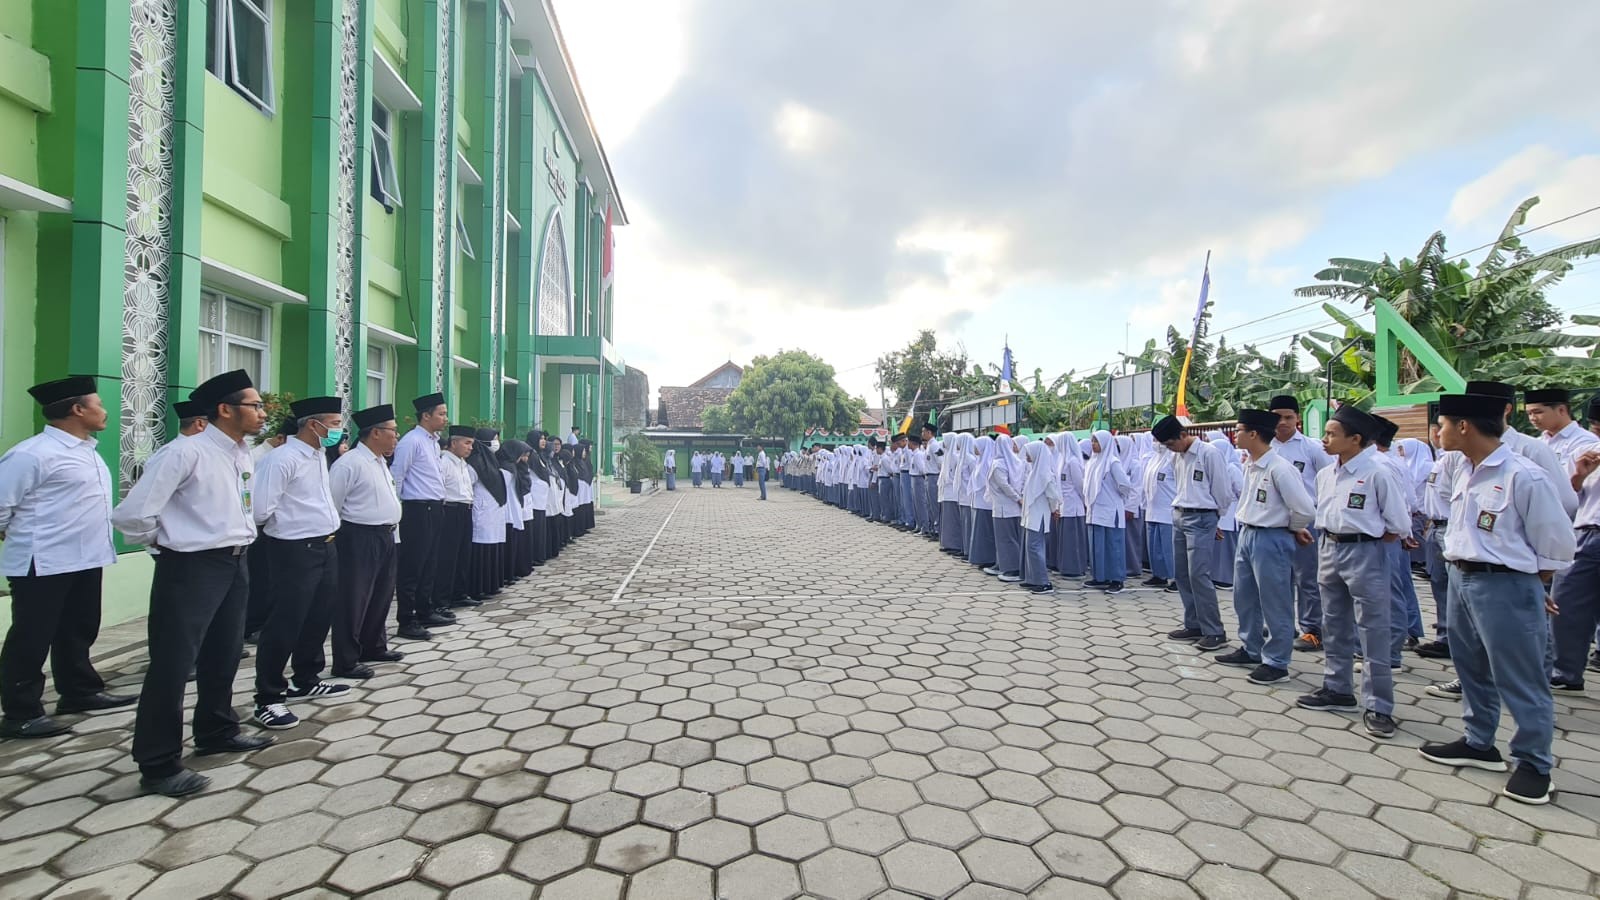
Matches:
[1504,429,1578,518]
[0,427,117,576]
[439,450,474,503]
[1444,444,1575,574]
[1542,421,1599,473]
[253,438,341,540]
[1271,430,1331,499]
[329,442,403,527]
[1235,449,1316,531]
[1313,446,1411,538]
[1172,439,1236,512]
[390,427,446,501]
[112,424,257,551]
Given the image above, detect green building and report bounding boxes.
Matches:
[0,0,626,626]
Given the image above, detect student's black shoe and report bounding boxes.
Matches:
[1212,582,1233,590]
[1102,582,1124,595]
[1502,763,1553,805]
[1589,652,1600,674]
[1363,711,1397,739]
[420,612,456,627]
[1027,584,1056,595]
[333,664,376,680]
[1413,639,1450,659]
[0,715,73,739]
[397,624,433,640]
[1425,678,1462,698]
[1194,635,1227,652]
[141,769,211,797]
[1140,576,1167,587]
[1083,580,1111,589]
[1404,636,1420,651]
[1550,679,1585,696]
[55,691,139,714]
[449,598,482,608]
[288,681,353,698]
[361,650,405,663]
[1296,688,1359,712]
[194,733,275,756]
[982,566,1003,576]
[1166,628,1201,642]
[1419,737,1507,771]
[1163,582,1179,593]
[1213,648,1258,667]
[244,631,260,645]
[1248,664,1290,685]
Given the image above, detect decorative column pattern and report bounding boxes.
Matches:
[486,15,506,420]
[330,0,361,414]
[537,211,571,336]
[121,0,178,493]
[430,0,454,392]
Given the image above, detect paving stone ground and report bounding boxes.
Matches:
[3,483,1600,899]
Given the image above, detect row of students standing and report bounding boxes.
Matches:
[0,372,600,799]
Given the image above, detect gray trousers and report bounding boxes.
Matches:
[1293,527,1322,636]
[1318,539,1394,715]
[1550,529,1600,686]
[1425,522,1449,635]
[1174,510,1224,638]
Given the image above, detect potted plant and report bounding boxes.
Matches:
[619,433,663,493]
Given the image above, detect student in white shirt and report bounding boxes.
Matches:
[965,436,1000,569]
[498,441,530,582]
[1526,387,1599,472]
[523,431,553,567]
[731,450,746,488]
[1271,395,1334,653]
[1051,433,1089,578]
[0,376,133,740]
[922,424,944,539]
[710,451,726,488]
[1415,420,1464,663]
[663,449,677,492]
[465,429,510,600]
[690,451,705,489]
[756,447,770,501]
[1140,443,1177,589]
[1549,395,1600,696]
[1293,405,1411,741]
[1207,433,1245,591]
[390,392,452,640]
[1422,392,1576,805]
[1152,415,1238,650]
[1214,410,1316,685]
[249,396,351,732]
[113,369,274,797]
[1369,416,1425,669]
[939,434,970,554]
[328,404,405,679]
[433,426,478,615]
[1019,440,1062,595]
[986,436,1027,582]
[1084,429,1133,592]
[1467,381,1578,517]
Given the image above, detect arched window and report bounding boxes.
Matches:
[537,210,571,336]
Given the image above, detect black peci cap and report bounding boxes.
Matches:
[448,425,476,438]
[1371,414,1400,445]
[1151,416,1183,442]
[1268,395,1299,413]
[191,369,254,407]
[1523,388,1571,406]
[1464,380,1515,403]
[353,404,396,430]
[290,396,343,418]
[1331,405,1379,439]
[28,375,97,407]
[173,399,205,420]
[1236,409,1280,434]
[412,392,446,413]
[1439,393,1510,420]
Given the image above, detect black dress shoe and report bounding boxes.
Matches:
[0,715,73,739]
[420,612,456,627]
[56,691,139,714]
[397,624,433,640]
[194,733,275,757]
[332,664,376,680]
[141,769,211,797]
[360,649,405,663]
[448,597,482,608]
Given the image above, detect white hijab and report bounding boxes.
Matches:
[967,435,999,501]
[1085,429,1131,508]
[1022,439,1057,507]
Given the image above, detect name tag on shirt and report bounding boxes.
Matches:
[241,472,253,514]
[1477,511,1497,532]
[1192,470,1205,482]
[1347,493,1366,510]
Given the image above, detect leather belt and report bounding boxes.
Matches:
[157,544,249,556]
[1324,532,1381,544]
[1176,507,1215,515]
[446,501,472,508]
[1451,560,1524,575]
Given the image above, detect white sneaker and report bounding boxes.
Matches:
[998,573,1022,583]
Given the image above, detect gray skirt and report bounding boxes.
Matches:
[1054,515,1088,577]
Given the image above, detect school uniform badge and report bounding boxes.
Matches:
[1293,460,1306,472]
[1346,493,1366,509]
[1476,511,1497,532]
[1255,488,1268,503]
[1192,470,1205,482]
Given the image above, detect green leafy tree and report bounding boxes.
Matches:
[726,350,858,440]
[700,403,734,434]
[873,330,974,408]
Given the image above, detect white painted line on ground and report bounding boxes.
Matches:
[610,495,687,603]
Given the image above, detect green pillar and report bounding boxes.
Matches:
[474,4,508,425]
[512,72,537,429]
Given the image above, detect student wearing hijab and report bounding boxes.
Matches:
[690,451,704,488]
[465,428,508,600]
[939,433,969,555]
[543,442,565,559]
[711,451,725,488]
[987,435,1027,582]
[1141,442,1178,588]
[1051,433,1090,578]
[1118,435,1147,576]
[557,445,579,547]
[574,441,595,536]
[499,440,533,579]
[1207,432,1244,590]
[966,436,1000,569]
[731,450,746,488]
[1020,440,1062,595]
[522,432,552,568]
[1084,430,1132,592]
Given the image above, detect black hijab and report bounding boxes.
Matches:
[525,430,552,480]
[573,440,594,483]
[556,446,580,493]
[500,439,532,499]
[467,428,506,505]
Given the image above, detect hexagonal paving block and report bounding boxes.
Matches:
[594,824,673,873]
[508,830,592,881]
[642,787,716,830]
[900,803,981,849]
[715,784,786,825]
[970,800,1051,843]
[717,854,802,900]
[627,859,715,898]
[676,818,753,866]
[882,840,972,897]
[799,847,889,900]
[612,761,681,797]
[566,791,643,836]
[827,808,908,855]
[960,836,1050,892]
[756,813,832,861]
[748,757,810,790]
[419,834,513,887]
[784,781,854,819]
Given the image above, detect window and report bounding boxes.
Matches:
[199,291,271,389]
[456,211,475,260]
[366,343,392,404]
[206,0,275,113]
[370,100,401,210]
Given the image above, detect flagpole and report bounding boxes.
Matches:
[1174,250,1211,420]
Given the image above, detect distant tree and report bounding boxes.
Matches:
[700,403,734,434]
[874,330,973,408]
[727,350,858,440]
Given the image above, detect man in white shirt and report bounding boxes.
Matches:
[565,426,581,447]
[329,405,405,679]
[1422,392,1576,805]
[907,433,929,535]
[113,369,274,797]
[0,376,134,739]
[433,426,478,616]
[1213,409,1316,686]
[1153,415,1239,653]
[1271,395,1334,652]
[1467,381,1578,517]
[390,393,452,640]
[1294,405,1412,740]
[1527,387,1599,472]
[1549,394,1600,696]
[756,447,770,501]
[249,396,350,731]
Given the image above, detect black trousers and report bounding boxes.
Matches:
[1,566,106,721]
[243,535,273,635]
[433,504,471,610]
[254,536,336,706]
[528,510,548,568]
[395,500,443,627]
[132,548,247,778]
[334,522,396,672]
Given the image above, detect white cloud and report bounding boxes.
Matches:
[1449,146,1600,244]
[550,0,688,145]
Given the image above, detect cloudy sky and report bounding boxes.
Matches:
[552,0,1600,409]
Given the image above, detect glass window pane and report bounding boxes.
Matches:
[201,292,221,331]
[226,300,265,341]
[227,342,263,384]
[230,0,272,105]
[367,375,384,403]
[198,332,220,383]
[368,344,385,370]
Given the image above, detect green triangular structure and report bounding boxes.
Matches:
[1373,298,1465,407]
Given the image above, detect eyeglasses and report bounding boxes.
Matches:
[372,425,399,434]
[231,401,266,411]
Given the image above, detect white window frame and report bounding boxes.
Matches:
[365,342,393,404]
[456,211,475,260]
[370,99,401,211]
[207,0,275,115]
[199,290,272,391]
